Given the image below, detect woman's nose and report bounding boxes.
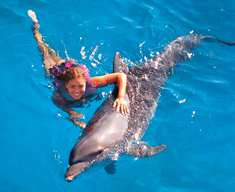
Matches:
[75,87,82,93]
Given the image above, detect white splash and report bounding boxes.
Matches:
[102,92,106,97]
[89,45,99,61]
[91,63,97,67]
[80,46,86,59]
[98,54,102,60]
[192,111,196,117]
[179,99,186,104]
[56,114,61,117]
[139,41,145,48]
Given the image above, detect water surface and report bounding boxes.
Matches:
[0,0,235,191]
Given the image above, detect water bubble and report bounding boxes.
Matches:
[102,92,106,97]
[192,111,196,117]
[56,114,61,117]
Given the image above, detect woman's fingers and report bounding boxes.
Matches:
[113,101,117,107]
[116,103,120,113]
[113,98,128,115]
[124,105,128,115]
[78,121,86,129]
[119,103,128,115]
[124,105,128,114]
[121,104,124,115]
[73,119,86,129]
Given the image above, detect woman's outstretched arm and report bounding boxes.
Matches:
[91,73,128,115]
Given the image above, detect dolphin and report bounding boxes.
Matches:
[65,34,235,181]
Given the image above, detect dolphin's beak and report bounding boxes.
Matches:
[65,162,87,181]
[65,176,73,182]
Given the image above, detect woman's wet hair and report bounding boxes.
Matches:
[57,67,86,84]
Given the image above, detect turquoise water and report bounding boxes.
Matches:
[1,0,235,191]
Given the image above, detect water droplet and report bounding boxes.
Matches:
[190,30,194,34]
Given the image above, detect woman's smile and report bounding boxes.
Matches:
[65,77,86,100]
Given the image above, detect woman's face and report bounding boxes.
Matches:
[65,77,86,100]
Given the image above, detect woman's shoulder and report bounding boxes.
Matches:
[53,91,65,101]
[53,79,67,92]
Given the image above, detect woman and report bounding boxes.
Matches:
[28,10,128,128]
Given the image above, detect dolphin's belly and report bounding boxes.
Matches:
[90,110,128,149]
[70,101,128,164]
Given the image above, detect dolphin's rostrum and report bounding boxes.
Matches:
[65,34,235,181]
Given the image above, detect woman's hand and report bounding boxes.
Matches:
[69,111,86,129]
[113,97,128,115]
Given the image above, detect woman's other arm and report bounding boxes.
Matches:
[52,91,86,128]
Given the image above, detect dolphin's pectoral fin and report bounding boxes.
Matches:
[125,142,167,158]
[104,162,116,174]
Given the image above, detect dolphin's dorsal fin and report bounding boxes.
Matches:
[112,52,129,97]
[125,142,167,158]
[113,52,129,74]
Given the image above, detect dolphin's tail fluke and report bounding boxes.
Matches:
[125,141,167,158]
[201,35,235,46]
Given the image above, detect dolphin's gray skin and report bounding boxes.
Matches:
[65,34,235,181]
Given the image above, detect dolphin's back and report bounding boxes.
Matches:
[123,35,204,141]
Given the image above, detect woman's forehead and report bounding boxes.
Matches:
[68,77,86,84]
